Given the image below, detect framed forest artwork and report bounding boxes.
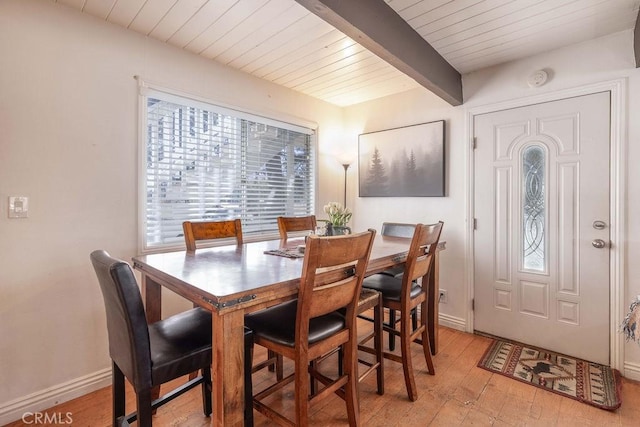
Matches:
[358,121,445,197]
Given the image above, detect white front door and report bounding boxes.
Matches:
[473,92,611,364]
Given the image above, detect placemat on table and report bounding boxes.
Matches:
[264,248,304,259]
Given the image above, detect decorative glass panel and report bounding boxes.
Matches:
[523,146,545,271]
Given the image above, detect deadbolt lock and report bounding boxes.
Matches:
[593,220,607,230]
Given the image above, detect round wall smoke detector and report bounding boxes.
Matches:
[527,70,548,87]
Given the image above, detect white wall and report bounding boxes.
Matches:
[343,30,640,378]
[343,91,468,327]
[0,0,343,422]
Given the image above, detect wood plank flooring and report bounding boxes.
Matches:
[6,325,640,426]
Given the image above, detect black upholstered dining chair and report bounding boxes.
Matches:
[90,250,255,426]
[361,222,444,401]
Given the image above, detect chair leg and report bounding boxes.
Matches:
[112,362,126,427]
[373,298,384,395]
[267,350,276,372]
[411,308,418,333]
[388,309,396,351]
[136,389,153,427]
[265,350,284,380]
[294,356,310,426]
[202,367,212,417]
[310,359,318,395]
[343,341,360,427]
[275,353,284,381]
[420,301,435,375]
[400,313,418,401]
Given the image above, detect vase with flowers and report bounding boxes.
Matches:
[323,202,352,235]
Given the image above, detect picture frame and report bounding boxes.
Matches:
[358,120,445,197]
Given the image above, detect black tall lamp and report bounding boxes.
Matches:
[342,163,350,207]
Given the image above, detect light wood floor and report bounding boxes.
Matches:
[7,326,640,426]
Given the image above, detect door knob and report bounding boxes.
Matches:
[592,239,607,249]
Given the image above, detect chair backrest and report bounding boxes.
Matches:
[296,230,376,344]
[402,222,444,297]
[90,250,152,389]
[183,219,243,252]
[381,222,416,239]
[277,215,317,240]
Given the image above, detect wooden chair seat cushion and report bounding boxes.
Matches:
[362,274,422,303]
[148,307,212,386]
[245,300,345,347]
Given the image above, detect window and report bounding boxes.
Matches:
[140,87,316,250]
[522,145,545,271]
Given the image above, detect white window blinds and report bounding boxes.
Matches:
[141,88,316,250]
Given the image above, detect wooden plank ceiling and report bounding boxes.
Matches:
[53,0,640,106]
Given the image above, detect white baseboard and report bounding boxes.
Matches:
[623,361,640,381]
[439,313,466,331]
[0,367,111,425]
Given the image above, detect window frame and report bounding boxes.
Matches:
[137,80,318,253]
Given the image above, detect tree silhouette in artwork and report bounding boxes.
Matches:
[363,147,389,195]
[405,149,417,179]
[404,149,421,194]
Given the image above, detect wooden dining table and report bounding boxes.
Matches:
[132,234,445,426]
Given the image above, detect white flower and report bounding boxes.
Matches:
[323,202,352,226]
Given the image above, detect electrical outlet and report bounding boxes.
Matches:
[439,290,447,304]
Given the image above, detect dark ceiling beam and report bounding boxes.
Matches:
[295,0,463,105]
[635,6,640,67]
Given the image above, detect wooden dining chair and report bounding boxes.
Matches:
[182,219,283,383]
[361,222,444,401]
[379,222,417,350]
[183,219,243,251]
[277,215,317,240]
[380,222,416,277]
[90,250,215,426]
[245,230,376,426]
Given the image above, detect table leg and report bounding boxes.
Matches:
[140,274,162,323]
[212,309,246,426]
[428,252,440,355]
[140,274,162,403]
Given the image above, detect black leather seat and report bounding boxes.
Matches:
[90,250,254,426]
[245,300,345,347]
[360,275,422,302]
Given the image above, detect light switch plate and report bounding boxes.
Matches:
[9,196,28,218]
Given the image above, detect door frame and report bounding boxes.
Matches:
[465,78,627,370]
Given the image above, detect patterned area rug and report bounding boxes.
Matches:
[478,338,622,410]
